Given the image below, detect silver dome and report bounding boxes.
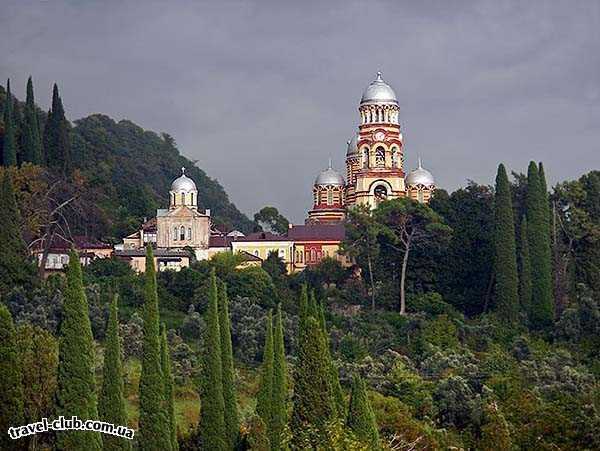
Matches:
[315,162,345,186]
[360,72,398,105]
[171,167,197,192]
[406,159,435,186]
[346,133,359,157]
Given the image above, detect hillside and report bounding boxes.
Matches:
[71,114,255,237]
[0,85,255,239]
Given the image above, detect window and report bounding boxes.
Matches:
[363,148,369,168]
[190,193,194,205]
[254,249,259,257]
[187,227,192,240]
[418,190,424,203]
[327,188,333,205]
[180,226,185,241]
[391,148,398,167]
[375,146,385,167]
[279,248,285,258]
[181,192,185,205]
[310,249,316,262]
[173,226,178,241]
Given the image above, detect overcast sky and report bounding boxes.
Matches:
[1,1,599,222]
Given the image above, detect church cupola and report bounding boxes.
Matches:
[170,167,198,210]
[359,72,400,125]
[307,161,346,224]
[406,158,436,204]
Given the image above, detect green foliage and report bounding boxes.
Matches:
[218,280,239,448]
[271,304,288,450]
[420,314,460,349]
[0,304,25,451]
[346,375,380,450]
[526,162,554,328]
[256,310,274,429]
[161,325,178,451]
[478,402,512,451]
[518,217,533,317]
[22,76,43,164]
[99,295,131,451]
[2,79,17,166]
[493,164,519,324]
[138,246,171,450]
[16,323,58,422]
[291,312,336,447]
[0,171,36,295]
[254,206,289,235]
[43,84,72,176]
[199,269,226,450]
[56,251,102,450]
[227,266,278,308]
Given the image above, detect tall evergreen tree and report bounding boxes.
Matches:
[218,280,239,449]
[161,324,178,451]
[99,295,131,451]
[56,251,102,451]
[493,164,519,324]
[3,79,17,166]
[22,76,43,164]
[318,299,345,418]
[199,269,226,450]
[0,304,25,451]
[0,172,36,295]
[256,310,274,432]
[291,285,335,448]
[526,162,554,328]
[519,217,532,314]
[43,84,71,175]
[270,304,288,451]
[12,96,23,164]
[346,375,380,450]
[138,246,171,451]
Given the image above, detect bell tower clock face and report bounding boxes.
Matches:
[373,131,385,142]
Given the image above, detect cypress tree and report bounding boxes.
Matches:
[161,324,178,451]
[346,375,380,450]
[99,295,131,451]
[12,96,23,164]
[43,84,71,175]
[256,310,274,432]
[519,217,532,314]
[56,251,102,451]
[270,304,288,451]
[318,299,345,418]
[218,280,239,448]
[526,162,554,328]
[0,304,25,451]
[0,172,35,295]
[138,246,171,451]
[291,301,335,448]
[22,77,42,164]
[199,269,226,450]
[493,164,519,324]
[3,79,17,166]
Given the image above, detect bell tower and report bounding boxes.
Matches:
[346,72,406,209]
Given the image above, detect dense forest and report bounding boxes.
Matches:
[1,76,600,450]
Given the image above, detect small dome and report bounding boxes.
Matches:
[360,72,398,105]
[171,167,197,192]
[406,159,435,187]
[346,133,359,157]
[315,162,345,186]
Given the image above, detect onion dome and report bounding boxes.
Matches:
[360,72,398,105]
[346,133,359,157]
[315,160,345,186]
[406,159,435,186]
[171,167,197,191]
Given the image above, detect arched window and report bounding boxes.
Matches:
[327,188,333,205]
[310,249,316,262]
[374,185,388,206]
[173,226,178,241]
[375,147,385,167]
[418,189,424,203]
[363,148,369,169]
[190,193,194,205]
[187,227,192,240]
[391,148,398,168]
[180,226,185,241]
[181,192,185,205]
[254,249,259,257]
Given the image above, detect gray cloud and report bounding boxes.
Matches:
[1,0,599,221]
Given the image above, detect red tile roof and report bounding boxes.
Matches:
[287,224,345,241]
